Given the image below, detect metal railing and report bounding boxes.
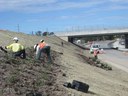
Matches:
[55,28,128,36]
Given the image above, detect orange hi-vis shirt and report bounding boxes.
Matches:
[38,42,46,49]
[93,50,98,56]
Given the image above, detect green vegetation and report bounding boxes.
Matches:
[89,57,112,70]
[79,54,112,70]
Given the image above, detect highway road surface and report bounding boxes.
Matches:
[98,49,128,73]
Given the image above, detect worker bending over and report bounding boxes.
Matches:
[5,37,26,59]
[35,39,52,63]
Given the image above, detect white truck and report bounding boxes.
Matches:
[89,44,100,53]
[111,39,125,49]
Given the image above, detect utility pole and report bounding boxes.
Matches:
[17,24,20,32]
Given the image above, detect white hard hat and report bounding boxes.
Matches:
[40,39,44,42]
[13,37,19,41]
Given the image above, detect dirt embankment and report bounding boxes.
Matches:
[0,47,67,96]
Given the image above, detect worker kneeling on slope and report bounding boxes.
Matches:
[5,37,26,59]
[35,39,52,63]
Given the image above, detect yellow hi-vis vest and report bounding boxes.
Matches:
[7,43,24,52]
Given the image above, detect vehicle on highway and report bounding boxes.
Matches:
[89,44,100,53]
[111,38,125,49]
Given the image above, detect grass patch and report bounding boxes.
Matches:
[78,54,112,70]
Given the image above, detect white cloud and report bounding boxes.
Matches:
[60,16,69,19]
[109,0,128,2]
[60,15,82,20]
[0,0,57,11]
[110,5,128,10]
[0,0,105,13]
[0,0,128,13]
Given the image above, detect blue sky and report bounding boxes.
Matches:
[0,0,128,34]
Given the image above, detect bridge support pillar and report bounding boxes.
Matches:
[124,34,128,48]
[68,37,74,43]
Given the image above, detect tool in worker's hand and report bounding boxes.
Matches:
[0,46,8,53]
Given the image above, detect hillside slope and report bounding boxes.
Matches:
[0,30,128,96]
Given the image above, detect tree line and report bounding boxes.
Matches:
[32,31,55,36]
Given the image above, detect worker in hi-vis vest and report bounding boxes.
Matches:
[35,39,52,63]
[93,49,98,59]
[5,37,26,59]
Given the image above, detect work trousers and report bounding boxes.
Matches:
[36,46,52,62]
[12,49,26,59]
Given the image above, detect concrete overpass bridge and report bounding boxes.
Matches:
[56,28,128,48]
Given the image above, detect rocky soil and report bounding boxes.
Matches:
[0,47,67,96]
